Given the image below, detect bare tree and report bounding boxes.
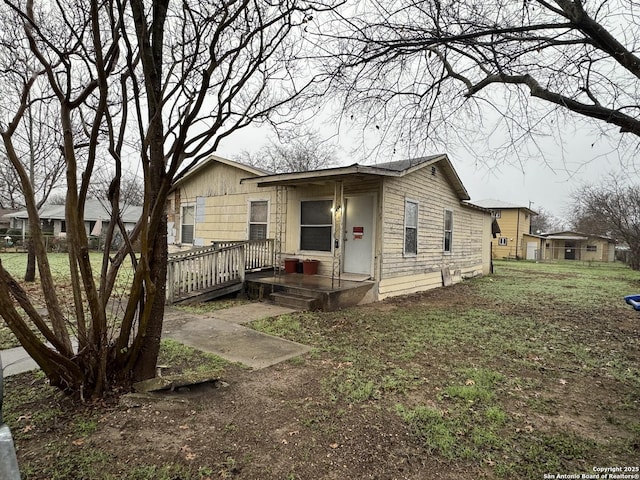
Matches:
[0,160,21,209]
[22,100,67,281]
[0,0,331,398]
[0,95,65,211]
[319,0,640,162]
[0,9,69,281]
[530,207,565,234]
[569,179,640,269]
[88,170,145,207]
[238,129,337,173]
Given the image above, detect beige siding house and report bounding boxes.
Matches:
[540,231,616,262]
[167,156,277,249]
[169,154,492,302]
[241,154,493,301]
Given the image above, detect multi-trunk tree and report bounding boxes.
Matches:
[0,0,330,398]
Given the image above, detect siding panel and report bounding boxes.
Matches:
[380,164,489,295]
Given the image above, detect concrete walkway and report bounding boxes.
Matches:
[1,302,308,377]
[162,302,308,369]
[0,348,40,378]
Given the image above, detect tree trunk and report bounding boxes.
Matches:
[629,244,640,271]
[24,237,36,282]
[132,214,168,382]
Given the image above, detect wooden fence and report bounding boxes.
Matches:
[166,239,274,303]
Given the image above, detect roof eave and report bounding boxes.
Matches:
[240,164,404,187]
[172,154,267,191]
[461,201,491,213]
[241,155,471,202]
[438,156,470,201]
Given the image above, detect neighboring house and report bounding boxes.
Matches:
[471,199,537,260]
[170,153,494,302]
[7,199,142,239]
[539,231,616,262]
[0,209,17,230]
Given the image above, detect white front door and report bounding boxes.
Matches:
[343,195,375,276]
[526,242,538,260]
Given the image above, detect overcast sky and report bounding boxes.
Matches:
[216,119,631,224]
[450,131,628,222]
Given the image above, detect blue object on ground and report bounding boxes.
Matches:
[624,294,640,311]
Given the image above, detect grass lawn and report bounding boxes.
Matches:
[0,251,117,281]
[2,260,640,479]
[0,251,138,348]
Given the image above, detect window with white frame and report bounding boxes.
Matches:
[249,200,268,240]
[498,237,508,246]
[586,245,597,252]
[404,200,418,256]
[443,209,453,253]
[181,205,195,244]
[300,200,332,251]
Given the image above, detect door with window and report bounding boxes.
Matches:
[343,195,375,276]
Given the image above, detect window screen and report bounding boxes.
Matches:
[444,209,453,253]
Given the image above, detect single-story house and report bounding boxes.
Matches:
[0,208,17,230]
[539,230,616,262]
[7,198,142,240]
[168,154,493,302]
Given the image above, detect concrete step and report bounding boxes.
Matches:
[270,292,320,311]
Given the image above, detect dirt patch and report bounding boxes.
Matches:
[10,362,479,479]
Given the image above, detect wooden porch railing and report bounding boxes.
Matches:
[166,239,274,303]
[210,239,275,272]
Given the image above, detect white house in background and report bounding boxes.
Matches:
[7,198,142,239]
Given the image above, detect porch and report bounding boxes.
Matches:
[544,234,591,261]
[241,168,385,287]
[246,271,376,311]
[165,239,376,310]
[166,239,275,304]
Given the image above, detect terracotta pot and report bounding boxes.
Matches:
[284,258,299,273]
[302,259,319,275]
